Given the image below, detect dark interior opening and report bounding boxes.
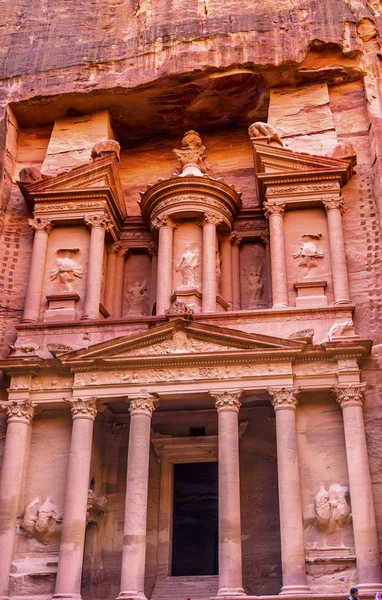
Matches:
[172,462,218,576]
[189,426,206,437]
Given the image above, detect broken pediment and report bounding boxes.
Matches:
[18,151,126,223]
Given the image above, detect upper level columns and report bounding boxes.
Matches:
[23,217,52,322]
[268,387,310,595]
[220,234,233,308]
[83,216,111,320]
[155,217,176,315]
[202,214,219,313]
[323,197,351,305]
[333,384,382,591]
[0,400,35,600]
[263,202,288,308]
[117,395,156,600]
[210,390,244,597]
[231,234,242,310]
[53,398,97,600]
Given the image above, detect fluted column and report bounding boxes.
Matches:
[53,398,97,600]
[202,214,219,313]
[114,245,126,318]
[264,201,288,308]
[231,234,242,310]
[268,387,310,595]
[210,390,244,597]
[323,197,351,304]
[220,234,233,308]
[117,395,156,600]
[82,216,110,320]
[155,217,176,315]
[105,243,119,316]
[0,401,35,600]
[23,217,52,323]
[332,384,382,591]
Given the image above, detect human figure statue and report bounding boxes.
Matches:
[176,246,199,288]
[244,265,264,302]
[126,280,148,315]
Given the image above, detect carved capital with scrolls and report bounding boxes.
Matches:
[128,394,156,417]
[332,383,367,409]
[263,201,286,218]
[199,213,222,227]
[322,197,345,213]
[1,400,35,424]
[231,232,243,247]
[268,387,300,411]
[84,215,113,231]
[68,398,98,421]
[151,215,177,230]
[210,390,242,413]
[219,232,234,245]
[147,242,157,257]
[107,242,125,257]
[28,217,53,233]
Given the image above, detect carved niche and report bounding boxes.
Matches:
[240,241,268,308]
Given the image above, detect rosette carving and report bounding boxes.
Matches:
[268,387,300,411]
[210,390,242,413]
[332,383,367,408]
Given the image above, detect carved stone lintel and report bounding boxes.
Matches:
[332,383,367,408]
[84,215,113,231]
[28,217,53,233]
[263,201,286,218]
[1,400,35,424]
[268,387,300,411]
[322,197,345,213]
[91,140,121,162]
[128,395,156,417]
[68,398,98,420]
[210,390,243,413]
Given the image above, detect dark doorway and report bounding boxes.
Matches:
[172,462,218,576]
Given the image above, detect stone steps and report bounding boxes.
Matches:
[151,575,219,600]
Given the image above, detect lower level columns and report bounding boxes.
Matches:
[268,387,310,595]
[53,398,97,600]
[211,390,245,597]
[333,384,382,592]
[117,395,156,600]
[0,401,35,600]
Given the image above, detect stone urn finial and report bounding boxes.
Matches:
[173,130,208,176]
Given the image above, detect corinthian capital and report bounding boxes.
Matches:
[332,383,367,408]
[28,216,53,233]
[322,197,345,213]
[201,213,222,227]
[68,398,98,420]
[210,390,242,413]
[268,387,300,411]
[107,242,125,257]
[1,400,35,424]
[263,201,286,218]
[151,215,177,230]
[84,215,113,231]
[128,394,156,417]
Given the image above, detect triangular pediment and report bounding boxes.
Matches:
[18,155,126,220]
[58,319,306,367]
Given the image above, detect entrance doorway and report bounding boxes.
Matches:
[171,462,218,576]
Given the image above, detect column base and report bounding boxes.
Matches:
[355,583,382,594]
[218,587,245,597]
[53,595,83,600]
[280,585,311,595]
[272,303,289,309]
[116,592,148,600]
[334,299,351,305]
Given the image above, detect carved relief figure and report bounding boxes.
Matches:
[21,497,63,544]
[292,233,324,273]
[50,249,83,292]
[315,483,352,534]
[327,319,356,341]
[176,245,199,288]
[216,251,221,288]
[244,265,264,302]
[125,280,148,315]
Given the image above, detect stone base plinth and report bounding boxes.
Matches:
[44,293,80,322]
[294,280,327,308]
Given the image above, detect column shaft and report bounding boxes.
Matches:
[156,222,174,315]
[0,402,34,600]
[149,249,157,316]
[220,235,233,308]
[114,250,125,318]
[264,202,288,308]
[231,236,241,310]
[202,218,218,313]
[23,218,52,322]
[333,385,382,590]
[83,220,108,319]
[324,199,351,304]
[105,246,118,316]
[118,396,155,600]
[211,391,244,597]
[268,388,310,595]
[53,399,97,600]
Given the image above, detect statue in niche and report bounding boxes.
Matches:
[21,496,63,544]
[315,483,352,534]
[176,245,199,288]
[292,233,324,273]
[50,249,82,292]
[244,265,264,302]
[125,280,148,315]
